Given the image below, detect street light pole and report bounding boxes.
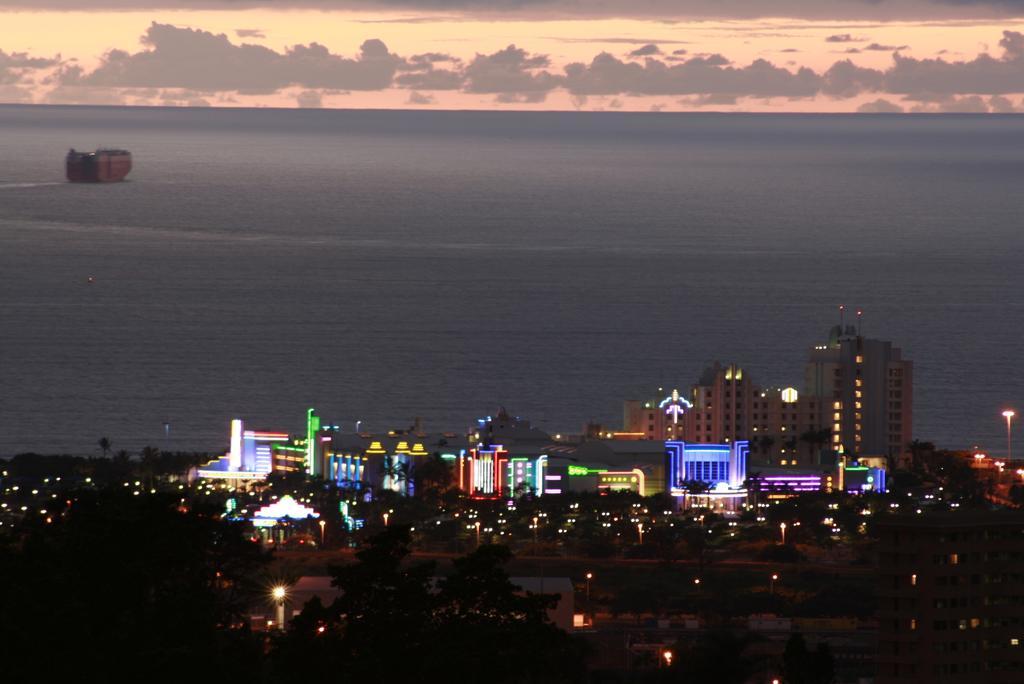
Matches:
[770,573,778,595]
[319,519,326,548]
[475,520,481,546]
[272,585,287,630]
[1003,410,1015,460]
[779,522,787,545]
[637,522,644,545]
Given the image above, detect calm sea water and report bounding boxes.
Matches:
[0,105,1021,456]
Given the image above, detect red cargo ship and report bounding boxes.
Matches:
[66,148,132,183]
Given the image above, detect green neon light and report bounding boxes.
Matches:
[440,453,457,460]
[568,465,607,476]
[306,408,320,476]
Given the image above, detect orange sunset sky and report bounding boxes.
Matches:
[3,2,1024,111]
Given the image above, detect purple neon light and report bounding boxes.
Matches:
[760,475,822,481]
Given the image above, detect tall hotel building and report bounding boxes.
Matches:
[623,324,912,466]
[806,324,913,462]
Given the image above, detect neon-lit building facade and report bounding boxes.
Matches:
[666,440,749,501]
[841,462,887,493]
[319,433,467,496]
[454,446,559,498]
[197,418,291,480]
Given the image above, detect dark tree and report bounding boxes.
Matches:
[781,632,836,684]
[0,489,268,680]
[668,631,767,683]
[271,527,586,684]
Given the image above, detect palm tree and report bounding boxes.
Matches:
[98,437,111,457]
[800,428,832,463]
[382,455,410,495]
[907,439,936,473]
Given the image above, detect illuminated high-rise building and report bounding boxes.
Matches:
[805,324,913,463]
[623,322,910,468]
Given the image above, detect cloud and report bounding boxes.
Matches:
[628,44,662,57]
[856,97,904,112]
[0,49,61,86]
[550,37,689,45]
[913,94,991,112]
[462,44,560,100]
[0,50,60,70]
[9,21,1024,110]
[63,23,404,92]
[882,30,1024,95]
[406,90,435,104]
[825,33,859,43]
[679,93,740,106]
[235,28,265,38]
[563,52,820,98]
[864,42,908,51]
[0,83,33,102]
[43,84,128,105]
[821,59,885,97]
[6,0,1024,21]
[295,89,323,107]
[989,94,1018,112]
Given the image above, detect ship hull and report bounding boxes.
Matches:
[66,150,132,183]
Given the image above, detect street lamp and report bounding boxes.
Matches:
[770,573,779,595]
[637,522,644,545]
[532,516,539,546]
[475,520,481,545]
[779,522,787,545]
[1003,410,1015,460]
[585,572,593,602]
[383,512,390,527]
[271,585,287,630]
[319,519,326,548]
[662,650,673,667]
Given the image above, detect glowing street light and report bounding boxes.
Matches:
[770,573,779,595]
[319,519,326,547]
[779,522,787,545]
[662,650,673,667]
[383,512,390,527]
[532,516,539,546]
[271,585,288,630]
[637,522,644,545]
[585,572,593,602]
[475,520,481,545]
[1003,410,1015,460]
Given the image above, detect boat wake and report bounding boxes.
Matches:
[0,182,63,190]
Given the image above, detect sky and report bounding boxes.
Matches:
[3,1,1024,111]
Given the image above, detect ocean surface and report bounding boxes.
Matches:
[0,105,1021,456]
